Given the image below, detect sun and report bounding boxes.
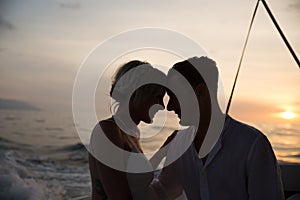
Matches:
[281,111,296,120]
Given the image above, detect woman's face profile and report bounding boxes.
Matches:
[135,87,166,124]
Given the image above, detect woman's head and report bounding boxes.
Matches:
[110,60,148,100]
[110,60,166,124]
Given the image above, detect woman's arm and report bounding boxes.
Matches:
[149,158,184,199]
[149,131,177,169]
[89,153,133,200]
[149,131,184,199]
[89,120,132,200]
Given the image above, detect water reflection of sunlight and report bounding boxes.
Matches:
[254,122,300,164]
[280,111,296,120]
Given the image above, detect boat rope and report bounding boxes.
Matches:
[260,0,300,68]
[225,0,260,115]
[225,0,300,115]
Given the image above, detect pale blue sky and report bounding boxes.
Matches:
[1,0,299,122]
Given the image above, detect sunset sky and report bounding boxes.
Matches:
[1,0,299,124]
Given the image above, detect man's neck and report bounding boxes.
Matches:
[193,98,224,153]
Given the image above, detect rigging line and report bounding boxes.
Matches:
[260,0,300,68]
[225,0,260,115]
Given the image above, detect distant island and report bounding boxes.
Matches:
[0,98,40,111]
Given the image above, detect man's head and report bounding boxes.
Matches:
[166,56,219,125]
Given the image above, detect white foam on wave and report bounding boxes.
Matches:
[0,173,44,200]
[0,151,65,200]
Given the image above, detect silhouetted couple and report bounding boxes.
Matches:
[89,57,284,200]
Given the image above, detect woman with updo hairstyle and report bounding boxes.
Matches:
[88,60,166,200]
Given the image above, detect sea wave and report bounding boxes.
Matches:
[59,143,86,152]
[0,136,30,151]
[0,151,65,200]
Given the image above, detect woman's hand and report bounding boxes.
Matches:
[149,131,178,169]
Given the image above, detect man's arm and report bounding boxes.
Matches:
[247,134,285,200]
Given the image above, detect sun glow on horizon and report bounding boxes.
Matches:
[280,111,296,120]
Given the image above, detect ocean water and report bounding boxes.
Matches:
[0,110,299,199]
[0,110,90,200]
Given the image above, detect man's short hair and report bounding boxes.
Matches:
[169,56,219,96]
